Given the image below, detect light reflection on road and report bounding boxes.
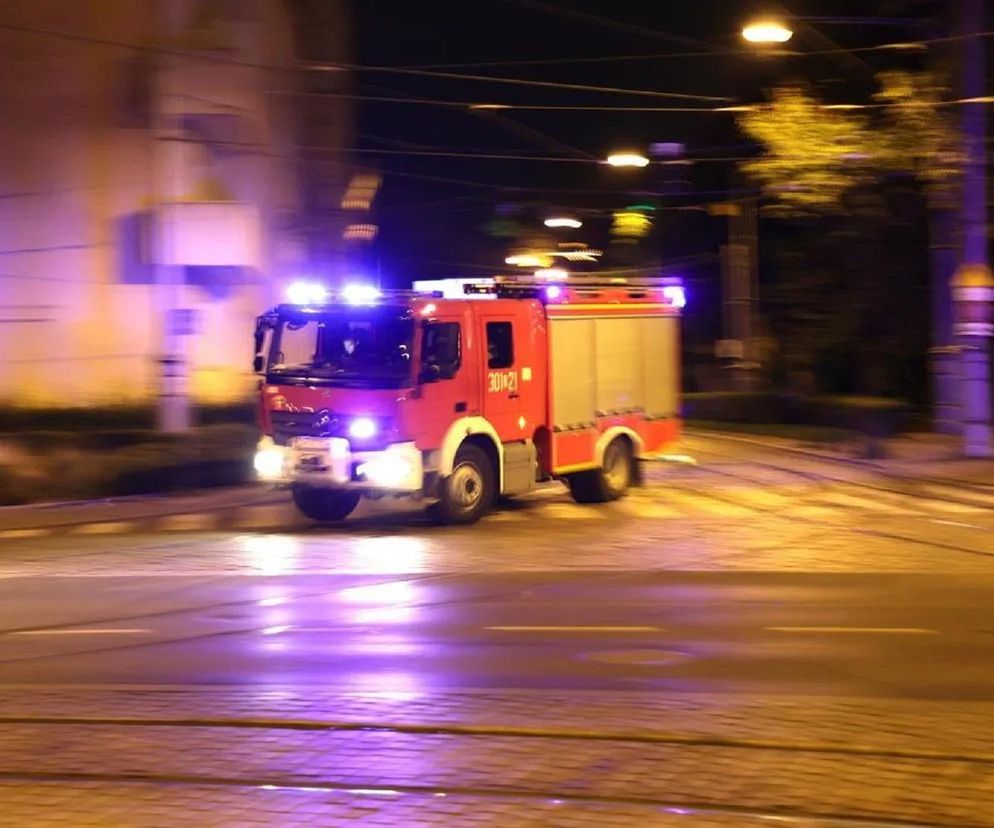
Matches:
[240,534,300,574]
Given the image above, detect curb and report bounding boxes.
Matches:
[0,487,293,538]
[0,501,298,540]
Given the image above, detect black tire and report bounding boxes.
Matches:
[566,438,633,504]
[429,443,495,525]
[291,485,360,522]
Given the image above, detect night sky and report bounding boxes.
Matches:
[351,0,948,288]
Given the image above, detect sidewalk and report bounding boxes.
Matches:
[0,486,286,534]
[3,688,993,827]
[685,428,994,485]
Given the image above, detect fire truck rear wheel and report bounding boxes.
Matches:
[429,443,495,525]
[567,438,633,504]
[291,485,361,522]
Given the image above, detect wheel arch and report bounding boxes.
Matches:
[594,426,643,466]
[438,416,504,490]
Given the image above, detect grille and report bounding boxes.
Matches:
[270,409,340,446]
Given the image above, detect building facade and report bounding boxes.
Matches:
[0,0,350,407]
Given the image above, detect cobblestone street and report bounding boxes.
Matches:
[2,435,994,825]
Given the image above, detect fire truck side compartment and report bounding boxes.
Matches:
[548,314,678,427]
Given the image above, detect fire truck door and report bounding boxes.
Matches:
[479,315,527,441]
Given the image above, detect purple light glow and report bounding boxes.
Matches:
[286,281,328,305]
[545,285,563,301]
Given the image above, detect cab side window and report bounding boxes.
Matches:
[421,322,461,379]
[486,322,514,369]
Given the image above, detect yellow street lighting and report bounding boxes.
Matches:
[544,217,583,229]
[742,20,793,43]
[505,254,551,268]
[606,152,650,168]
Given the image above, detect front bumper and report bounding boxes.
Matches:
[254,437,423,493]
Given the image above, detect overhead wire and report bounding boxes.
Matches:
[5,17,993,112]
[307,62,733,103]
[279,89,994,114]
[274,89,736,112]
[345,146,755,164]
[0,19,729,102]
[493,0,727,51]
[357,77,598,160]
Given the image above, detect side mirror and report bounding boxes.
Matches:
[253,355,265,373]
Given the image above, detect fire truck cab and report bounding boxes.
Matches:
[252,275,683,524]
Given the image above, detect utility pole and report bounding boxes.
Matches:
[928,13,961,435]
[715,194,759,390]
[953,0,993,458]
[152,8,191,433]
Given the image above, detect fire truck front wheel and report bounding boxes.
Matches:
[291,485,361,522]
[429,443,495,525]
[567,438,633,504]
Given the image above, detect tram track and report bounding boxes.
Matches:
[686,431,994,501]
[3,714,994,766]
[651,455,994,559]
[0,770,961,828]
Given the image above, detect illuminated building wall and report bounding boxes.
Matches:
[0,0,350,406]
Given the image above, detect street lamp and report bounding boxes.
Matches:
[544,217,583,229]
[606,152,650,168]
[741,20,793,43]
[740,8,991,450]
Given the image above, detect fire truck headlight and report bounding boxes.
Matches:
[254,439,285,480]
[349,417,378,440]
[357,456,413,488]
[663,285,687,309]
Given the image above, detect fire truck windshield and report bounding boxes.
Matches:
[267,306,414,388]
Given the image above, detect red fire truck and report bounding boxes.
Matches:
[252,275,683,524]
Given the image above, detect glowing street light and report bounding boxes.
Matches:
[606,152,650,168]
[544,217,583,229]
[742,19,793,43]
[505,254,551,268]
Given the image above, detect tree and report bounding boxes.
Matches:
[736,74,959,399]
[739,73,960,210]
[738,86,874,214]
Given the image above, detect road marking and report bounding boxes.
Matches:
[931,518,986,530]
[660,491,754,518]
[487,625,662,632]
[0,528,52,539]
[8,628,153,636]
[621,502,684,520]
[543,504,603,520]
[813,491,915,515]
[922,484,994,508]
[725,488,794,510]
[72,521,133,535]
[767,626,937,635]
[923,500,988,515]
[488,512,526,523]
